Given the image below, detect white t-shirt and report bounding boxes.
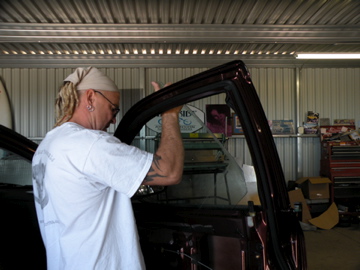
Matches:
[32,122,153,270]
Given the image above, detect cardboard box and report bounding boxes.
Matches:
[296,177,331,200]
[288,189,312,224]
[288,189,339,229]
[308,202,339,230]
[270,120,295,134]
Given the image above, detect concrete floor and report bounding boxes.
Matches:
[304,224,360,270]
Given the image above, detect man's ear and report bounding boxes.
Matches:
[85,89,95,105]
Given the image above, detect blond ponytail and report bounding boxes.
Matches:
[54,82,80,127]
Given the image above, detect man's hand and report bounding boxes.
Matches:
[151,81,167,92]
[151,81,182,115]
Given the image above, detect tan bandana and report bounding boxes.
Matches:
[64,67,118,92]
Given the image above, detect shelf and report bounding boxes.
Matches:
[230,134,319,138]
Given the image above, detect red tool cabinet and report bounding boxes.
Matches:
[320,141,360,209]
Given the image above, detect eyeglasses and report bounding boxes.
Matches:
[94,90,120,117]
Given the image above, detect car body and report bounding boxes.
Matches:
[0,60,306,269]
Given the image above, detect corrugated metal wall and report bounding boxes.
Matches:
[251,68,296,121]
[145,67,208,94]
[299,68,360,125]
[0,67,359,182]
[0,67,142,136]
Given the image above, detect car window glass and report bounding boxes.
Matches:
[131,94,258,208]
[0,148,32,186]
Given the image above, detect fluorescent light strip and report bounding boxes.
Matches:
[296,54,360,59]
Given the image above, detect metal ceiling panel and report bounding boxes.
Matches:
[2,0,358,25]
[0,0,359,67]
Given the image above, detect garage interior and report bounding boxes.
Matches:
[0,0,360,269]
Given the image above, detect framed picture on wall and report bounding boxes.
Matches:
[232,113,243,135]
[206,104,232,136]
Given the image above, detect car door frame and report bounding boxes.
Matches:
[114,60,306,269]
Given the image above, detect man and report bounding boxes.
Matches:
[32,67,184,269]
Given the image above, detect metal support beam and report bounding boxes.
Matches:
[1,23,360,43]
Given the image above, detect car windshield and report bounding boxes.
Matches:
[130,94,256,209]
[0,148,33,186]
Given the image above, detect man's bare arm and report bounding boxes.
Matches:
[144,154,166,183]
[142,82,184,186]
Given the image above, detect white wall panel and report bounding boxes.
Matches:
[250,68,295,122]
[0,67,141,137]
[104,68,141,134]
[298,137,321,177]
[273,137,297,181]
[146,67,208,96]
[243,68,298,181]
[299,68,360,126]
[1,68,69,137]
